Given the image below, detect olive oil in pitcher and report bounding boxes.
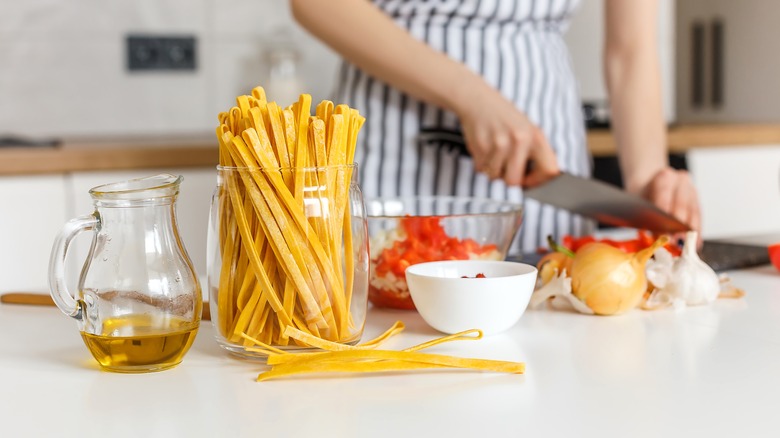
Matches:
[80,314,198,372]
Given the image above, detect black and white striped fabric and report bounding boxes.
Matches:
[333,0,594,255]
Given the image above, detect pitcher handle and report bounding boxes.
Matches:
[48,213,99,320]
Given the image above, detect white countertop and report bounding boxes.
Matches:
[2,265,780,438]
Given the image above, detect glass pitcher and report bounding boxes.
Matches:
[48,174,202,373]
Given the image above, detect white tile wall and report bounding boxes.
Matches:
[210,37,270,113]
[0,40,214,137]
[0,0,340,138]
[211,0,292,37]
[209,0,340,107]
[0,0,210,36]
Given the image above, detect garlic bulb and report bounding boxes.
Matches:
[648,231,720,306]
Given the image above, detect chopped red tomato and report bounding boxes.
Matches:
[370,216,499,309]
[461,273,487,278]
[368,285,417,310]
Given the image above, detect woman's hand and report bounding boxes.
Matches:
[640,167,701,232]
[456,86,559,187]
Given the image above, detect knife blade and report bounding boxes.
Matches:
[524,173,691,233]
[0,292,212,321]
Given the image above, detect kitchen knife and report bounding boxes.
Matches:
[0,293,212,321]
[524,173,691,233]
[416,129,690,233]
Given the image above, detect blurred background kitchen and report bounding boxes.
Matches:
[2,0,780,293]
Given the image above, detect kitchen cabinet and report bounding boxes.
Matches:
[687,144,780,239]
[0,168,215,293]
[0,175,69,291]
[676,0,780,123]
[0,138,218,293]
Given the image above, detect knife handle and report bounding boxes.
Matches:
[1,292,56,306]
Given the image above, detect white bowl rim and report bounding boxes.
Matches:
[405,260,537,279]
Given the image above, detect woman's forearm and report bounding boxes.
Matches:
[604,0,667,195]
[290,0,483,114]
[291,0,560,187]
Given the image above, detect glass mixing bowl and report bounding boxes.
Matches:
[366,196,523,310]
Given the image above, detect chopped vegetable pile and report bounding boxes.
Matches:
[558,230,682,256]
[374,217,498,277]
[370,216,501,309]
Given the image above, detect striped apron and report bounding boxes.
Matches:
[333,0,594,255]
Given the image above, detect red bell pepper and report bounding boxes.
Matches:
[768,243,780,272]
[556,230,681,256]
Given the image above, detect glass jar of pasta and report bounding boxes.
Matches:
[206,164,369,358]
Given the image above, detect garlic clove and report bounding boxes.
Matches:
[530,269,594,315]
[666,231,721,306]
[530,269,570,309]
[643,288,674,310]
[646,247,674,289]
[561,291,595,315]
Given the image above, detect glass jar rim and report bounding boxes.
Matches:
[217,164,357,172]
[89,173,182,200]
[365,195,523,218]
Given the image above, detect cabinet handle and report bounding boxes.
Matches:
[711,18,725,108]
[691,21,705,108]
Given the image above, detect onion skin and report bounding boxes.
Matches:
[537,252,573,285]
[570,236,669,315]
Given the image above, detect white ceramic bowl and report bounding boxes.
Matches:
[405,260,538,335]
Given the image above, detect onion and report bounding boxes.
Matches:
[570,236,669,316]
[536,236,575,286]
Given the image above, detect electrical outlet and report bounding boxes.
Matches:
[126,35,197,71]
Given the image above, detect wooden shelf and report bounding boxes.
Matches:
[3,124,780,175]
[588,123,780,156]
[0,136,218,176]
